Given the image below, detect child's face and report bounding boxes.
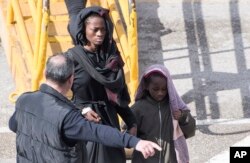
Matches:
[147,75,167,102]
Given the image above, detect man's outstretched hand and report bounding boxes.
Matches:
[135,140,162,159]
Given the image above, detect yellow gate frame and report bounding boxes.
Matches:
[2,0,138,103]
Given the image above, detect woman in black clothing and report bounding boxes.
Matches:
[64,4,137,163]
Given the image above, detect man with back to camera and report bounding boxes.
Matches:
[9,53,161,163]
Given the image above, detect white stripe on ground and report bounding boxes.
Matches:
[0,127,11,133]
[206,135,250,163]
[196,118,250,125]
[0,158,15,163]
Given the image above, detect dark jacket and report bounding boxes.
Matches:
[11,84,83,163]
[131,96,177,163]
[9,84,140,163]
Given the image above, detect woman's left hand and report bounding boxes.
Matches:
[173,110,182,120]
[84,110,101,123]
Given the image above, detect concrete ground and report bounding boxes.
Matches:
[135,0,250,162]
[1,0,250,163]
[0,45,16,162]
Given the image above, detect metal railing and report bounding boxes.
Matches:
[4,0,138,102]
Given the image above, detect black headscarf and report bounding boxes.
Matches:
[69,6,113,51]
[68,6,131,107]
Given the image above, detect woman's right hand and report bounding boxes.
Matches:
[84,110,101,123]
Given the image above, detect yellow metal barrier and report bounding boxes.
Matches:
[1,0,138,103]
[34,0,43,70]
[11,0,34,70]
[32,0,50,90]
[127,0,138,100]
[28,0,37,22]
[7,2,13,24]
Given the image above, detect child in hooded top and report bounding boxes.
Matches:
[131,64,190,163]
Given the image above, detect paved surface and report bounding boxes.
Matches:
[0,44,16,162]
[1,0,250,163]
[207,135,250,163]
[136,0,250,162]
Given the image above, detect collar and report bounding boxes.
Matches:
[40,84,75,108]
[145,95,169,106]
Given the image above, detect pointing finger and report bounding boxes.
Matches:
[151,142,162,151]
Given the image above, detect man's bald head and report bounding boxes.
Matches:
[45,53,74,85]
